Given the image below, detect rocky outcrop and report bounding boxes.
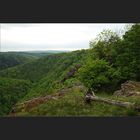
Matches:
[9,84,85,116]
[61,64,81,83]
[114,81,140,97]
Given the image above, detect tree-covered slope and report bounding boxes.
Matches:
[0,53,35,71]
[2,50,68,59]
[0,77,31,116]
[0,50,88,101]
[0,50,88,82]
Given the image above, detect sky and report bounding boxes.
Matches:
[0,23,129,52]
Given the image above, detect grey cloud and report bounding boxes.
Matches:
[1,41,89,52]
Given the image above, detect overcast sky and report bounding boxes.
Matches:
[0,23,129,52]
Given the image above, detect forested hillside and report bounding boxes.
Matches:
[0,50,87,82]
[0,24,140,116]
[1,50,68,59]
[0,53,35,71]
[0,50,67,71]
[0,77,31,116]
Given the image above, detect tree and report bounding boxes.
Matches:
[77,59,115,91]
[115,24,140,81]
[90,29,121,65]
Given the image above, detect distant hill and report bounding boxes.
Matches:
[1,50,70,58]
[0,53,35,71]
[0,50,69,71]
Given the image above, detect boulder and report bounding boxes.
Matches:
[114,81,140,97]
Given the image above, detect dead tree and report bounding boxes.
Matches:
[85,88,95,104]
[85,93,140,111]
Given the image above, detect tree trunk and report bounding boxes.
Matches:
[85,95,140,111]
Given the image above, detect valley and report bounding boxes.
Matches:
[0,24,140,116]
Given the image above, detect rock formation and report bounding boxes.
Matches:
[114,81,140,97]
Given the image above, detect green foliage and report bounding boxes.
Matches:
[115,24,140,81]
[90,29,121,64]
[0,77,31,116]
[78,24,140,92]
[0,50,87,82]
[78,59,115,91]
[0,53,34,71]
[6,50,88,102]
